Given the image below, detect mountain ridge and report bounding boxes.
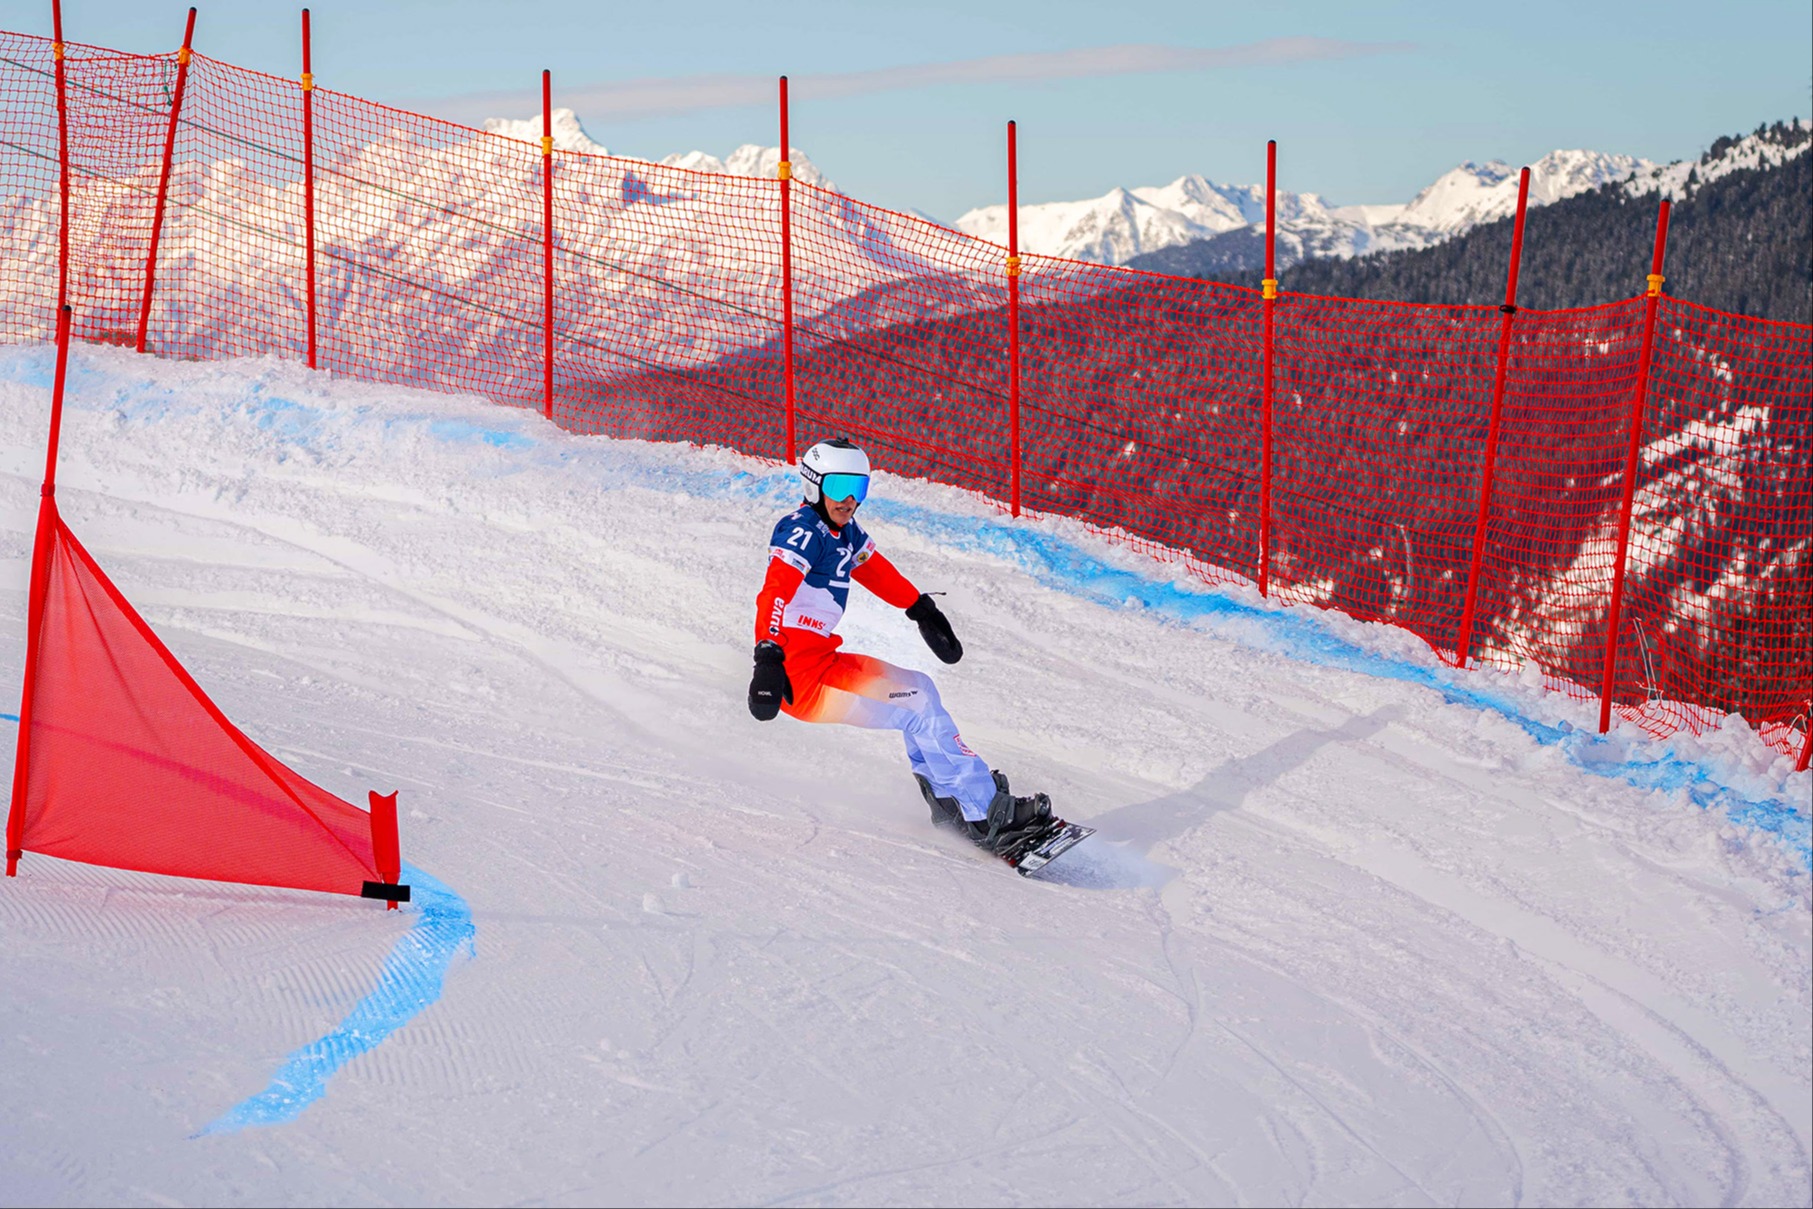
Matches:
[958,148,1648,267]
[482,108,836,189]
[1129,120,1810,301]
[1275,120,1812,321]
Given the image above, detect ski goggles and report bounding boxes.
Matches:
[819,472,870,504]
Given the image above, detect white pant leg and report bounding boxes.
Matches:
[810,662,998,822]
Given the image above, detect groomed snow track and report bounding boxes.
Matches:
[1,345,1807,1207]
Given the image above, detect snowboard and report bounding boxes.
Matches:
[999,818,1094,876]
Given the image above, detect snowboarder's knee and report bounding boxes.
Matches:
[892,667,940,707]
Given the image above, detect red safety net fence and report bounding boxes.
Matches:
[2,30,1809,762]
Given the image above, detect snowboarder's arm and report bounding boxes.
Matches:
[755,556,807,646]
[851,551,920,609]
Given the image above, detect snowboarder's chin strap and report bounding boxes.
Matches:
[806,496,837,530]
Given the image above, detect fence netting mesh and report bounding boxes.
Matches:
[3,31,1808,756]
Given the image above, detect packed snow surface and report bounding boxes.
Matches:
[0,344,1807,1206]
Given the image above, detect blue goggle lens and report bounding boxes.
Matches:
[819,472,869,504]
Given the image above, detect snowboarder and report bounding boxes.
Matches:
[746,438,1054,855]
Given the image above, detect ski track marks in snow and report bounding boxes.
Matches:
[0,344,1807,1206]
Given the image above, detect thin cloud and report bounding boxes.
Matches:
[422,37,1413,124]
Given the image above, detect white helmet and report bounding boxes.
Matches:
[800,438,872,505]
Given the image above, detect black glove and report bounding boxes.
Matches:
[748,641,792,720]
[905,594,963,665]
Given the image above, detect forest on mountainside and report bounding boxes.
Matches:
[1283,130,1811,321]
[1142,121,1812,323]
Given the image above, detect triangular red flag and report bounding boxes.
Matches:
[7,503,397,898]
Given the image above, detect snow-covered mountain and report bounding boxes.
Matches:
[1622,117,1812,199]
[481,108,611,156]
[1390,148,1651,236]
[482,108,836,189]
[955,177,1264,266]
[1243,120,1812,317]
[958,148,1651,267]
[4,107,921,388]
[658,144,834,190]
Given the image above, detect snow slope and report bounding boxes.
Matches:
[0,344,1807,1206]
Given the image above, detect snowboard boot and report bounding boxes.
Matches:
[971,770,1053,855]
[914,774,968,832]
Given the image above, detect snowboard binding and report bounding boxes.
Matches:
[913,772,1092,875]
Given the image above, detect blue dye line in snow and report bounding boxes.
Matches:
[200,863,474,1135]
[861,496,1811,869]
[0,720,472,1128]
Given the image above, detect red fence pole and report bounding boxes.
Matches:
[52,0,69,315]
[541,69,554,423]
[135,7,197,356]
[1598,200,1672,734]
[778,76,796,464]
[300,9,317,370]
[1455,166,1531,668]
[1258,139,1277,596]
[1007,119,1022,518]
[7,306,73,877]
[1798,708,1812,773]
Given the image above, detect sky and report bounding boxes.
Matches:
[7,0,1810,219]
